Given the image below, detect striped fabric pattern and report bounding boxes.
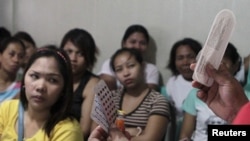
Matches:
[112,89,170,128]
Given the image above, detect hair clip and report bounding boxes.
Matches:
[56,51,67,64]
[37,47,67,64]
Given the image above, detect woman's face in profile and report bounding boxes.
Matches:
[24,56,64,111]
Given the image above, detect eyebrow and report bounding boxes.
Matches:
[64,48,82,53]
[115,59,136,68]
[29,70,62,77]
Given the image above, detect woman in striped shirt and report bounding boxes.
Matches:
[109,48,171,141]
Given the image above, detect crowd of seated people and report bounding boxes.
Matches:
[0,26,249,141]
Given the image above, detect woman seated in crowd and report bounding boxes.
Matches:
[60,28,100,140]
[165,38,202,118]
[179,43,247,141]
[0,37,25,102]
[99,24,160,91]
[109,48,170,141]
[0,46,83,140]
[14,31,37,81]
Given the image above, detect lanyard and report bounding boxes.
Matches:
[18,102,24,141]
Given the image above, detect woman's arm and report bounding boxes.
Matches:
[130,115,169,141]
[81,77,100,139]
[179,112,196,141]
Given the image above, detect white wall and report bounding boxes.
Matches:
[0,0,13,30]
[1,0,250,85]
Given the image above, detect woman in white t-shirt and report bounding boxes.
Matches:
[165,38,202,118]
[99,24,159,91]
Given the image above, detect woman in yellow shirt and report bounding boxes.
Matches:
[0,45,83,141]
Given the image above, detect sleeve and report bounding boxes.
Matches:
[0,100,15,135]
[98,59,115,76]
[0,102,5,134]
[182,89,199,116]
[51,119,83,141]
[233,102,250,125]
[145,63,159,85]
[150,94,171,120]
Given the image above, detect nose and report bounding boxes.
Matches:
[134,43,146,53]
[69,52,77,62]
[12,55,19,63]
[182,57,190,65]
[122,68,130,77]
[134,42,140,49]
[35,79,46,93]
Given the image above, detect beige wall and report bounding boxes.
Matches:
[1,0,250,85]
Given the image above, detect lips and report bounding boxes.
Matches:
[11,64,18,67]
[10,65,19,70]
[71,64,77,68]
[180,66,192,73]
[71,64,78,71]
[31,95,45,102]
[124,79,133,85]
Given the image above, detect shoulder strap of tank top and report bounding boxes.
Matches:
[18,101,24,141]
